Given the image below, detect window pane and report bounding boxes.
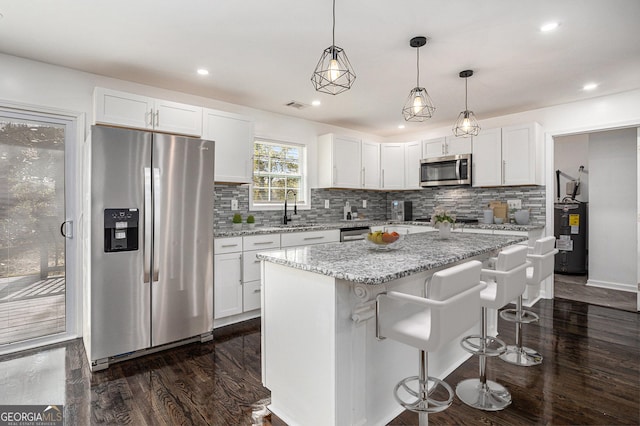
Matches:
[253,139,305,206]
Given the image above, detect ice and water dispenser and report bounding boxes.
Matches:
[104,208,139,252]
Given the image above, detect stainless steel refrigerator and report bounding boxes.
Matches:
[84,125,214,371]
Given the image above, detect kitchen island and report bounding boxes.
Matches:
[258,232,528,426]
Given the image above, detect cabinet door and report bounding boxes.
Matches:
[404,141,421,189]
[243,280,262,312]
[501,123,538,185]
[154,99,202,136]
[94,87,153,130]
[214,253,243,319]
[203,109,254,183]
[421,137,446,158]
[380,143,405,189]
[445,135,472,155]
[333,136,361,188]
[280,230,340,248]
[361,141,380,189]
[472,127,502,186]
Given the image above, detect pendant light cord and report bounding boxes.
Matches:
[416,47,420,87]
[465,77,468,110]
[332,0,336,47]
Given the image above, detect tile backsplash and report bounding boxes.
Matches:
[214,184,545,230]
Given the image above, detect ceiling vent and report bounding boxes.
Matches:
[285,101,309,110]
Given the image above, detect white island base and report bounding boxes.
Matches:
[261,261,497,426]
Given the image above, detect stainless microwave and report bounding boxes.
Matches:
[420,154,472,187]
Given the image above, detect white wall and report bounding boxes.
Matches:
[554,134,589,203]
[588,128,637,292]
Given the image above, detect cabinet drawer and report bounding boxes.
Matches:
[243,280,261,312]
[243,234,280,251]
[280,230,340,247]
[242,249,264,283]
[214,236,243,254]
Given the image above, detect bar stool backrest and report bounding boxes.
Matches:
[378,261,485,352]
[527,236,558,286]
[482,245,528,309]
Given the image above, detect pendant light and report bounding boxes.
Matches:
[311,0,356,95]
[452,70,481,137]
[402,36,435,122]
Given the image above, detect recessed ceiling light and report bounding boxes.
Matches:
[398,124,405,129]
[582,83,598,91]
[540,22,559,32]
[197,68,209,76]
[311,100,321,107]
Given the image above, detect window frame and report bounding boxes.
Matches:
[249,137,309,211]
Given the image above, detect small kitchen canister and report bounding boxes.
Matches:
[483,209,494,225]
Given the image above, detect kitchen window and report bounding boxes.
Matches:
[250,138,307,210]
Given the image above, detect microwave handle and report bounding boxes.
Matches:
[455,160,461,180]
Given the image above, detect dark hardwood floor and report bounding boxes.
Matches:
[0,298,638,425]
[554,273,638,312]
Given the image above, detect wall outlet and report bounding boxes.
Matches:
[324,199,330,209]
[507,199,522,210]
[231,199,238,211]
[362,200,367,208]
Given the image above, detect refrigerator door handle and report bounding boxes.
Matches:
[144,167,152,283]
[152,167,161,282]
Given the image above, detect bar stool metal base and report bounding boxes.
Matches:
[500,308,539,324]
[499,344,543,366]
[456,378,512,411]
[394,375,454,414]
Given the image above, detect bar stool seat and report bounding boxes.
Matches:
[500,236,558,366]
[376,260,486,426]
[456,245,529,411]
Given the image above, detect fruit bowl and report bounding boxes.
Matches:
[365,231,403,251]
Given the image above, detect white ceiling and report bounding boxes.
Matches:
[1,1,640,137]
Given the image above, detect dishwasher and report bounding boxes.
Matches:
[340,226,370,242]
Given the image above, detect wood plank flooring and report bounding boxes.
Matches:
[554,273,637,312]
[0,298,637,425]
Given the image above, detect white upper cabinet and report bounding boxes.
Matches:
[404,141,421,189]
[472,123,543,187]
[361,141,380,189]
[501,123,543,185]
[422,136,471,158]
[472,127,502,186]
[318,134,362,189]
[380,143,405,189]
[93,87,202,136]
[203,109,254,183]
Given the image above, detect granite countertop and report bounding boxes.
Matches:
[256,232,528,285]
[215,220,543,238]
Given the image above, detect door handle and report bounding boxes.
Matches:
[152,167,161,282]
[144,167,152,283]
[60,220,73,238]
[455,160,461,181]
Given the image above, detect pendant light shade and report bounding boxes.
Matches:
[311,0,355,95]
[452,70,480,137]
[402,36,435,122]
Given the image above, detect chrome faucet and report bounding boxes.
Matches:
[283,189,297,225]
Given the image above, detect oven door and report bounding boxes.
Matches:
[420,154,471,187]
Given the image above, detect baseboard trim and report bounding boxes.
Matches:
[586,279,637,293]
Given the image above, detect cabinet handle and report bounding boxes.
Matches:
[154,110,159,127]
[382,169,385,188]
[253,259,261,264]
[502,160,506,184]
[253,289,261,294]
[221,244,239,248]
[333,166,337,184]
[147,109,153,127]
[303,236,324,240]
[362,167,365,187]
[253,241,275,245]
[442,144,445,155]
[239,253,243,284]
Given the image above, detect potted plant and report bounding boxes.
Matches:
[431,208,456,238]
[246,214,256,229]
[232,213,243,230]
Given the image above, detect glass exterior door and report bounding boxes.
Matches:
[0,115,66,345]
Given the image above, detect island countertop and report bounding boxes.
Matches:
[257,232,527,285]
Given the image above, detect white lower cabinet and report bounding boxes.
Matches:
[213,249,243,320]
[242,250,264,312]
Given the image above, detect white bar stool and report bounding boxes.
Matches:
[456,245,529,411]
[376,260,486,426]
[500,236,558,366]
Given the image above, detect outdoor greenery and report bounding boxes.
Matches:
[253,140,304,204]
[0,122,65,277]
